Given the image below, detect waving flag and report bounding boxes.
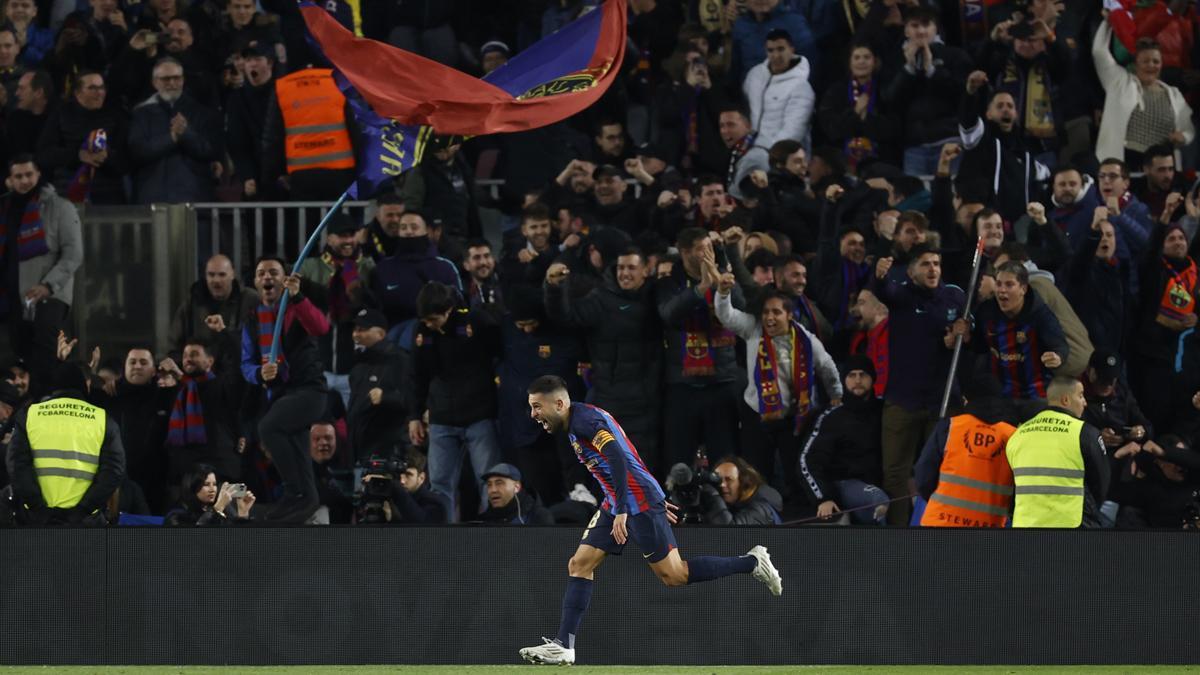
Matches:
[300,0,627,137]
[333,72,433,199]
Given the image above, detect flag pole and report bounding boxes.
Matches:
[267,188,351,364]
[938,236,985,419]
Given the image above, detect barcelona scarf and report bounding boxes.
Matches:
[257,303,288,383]
[322,249,360,321]
[1156,257,1198,329]
[66,129,107,204]
[754,320,815,431]
[0,194,50,262]
[167,371,214,447]
[682,286,735,377]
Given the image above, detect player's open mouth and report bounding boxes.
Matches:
[539,420,550,431]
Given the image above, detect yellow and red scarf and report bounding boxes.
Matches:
[755,320,815,432]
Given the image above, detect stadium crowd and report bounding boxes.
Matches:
[1,0,1200,528]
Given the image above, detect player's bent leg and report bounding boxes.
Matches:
[566,543,606,580]
[647,548,689,587]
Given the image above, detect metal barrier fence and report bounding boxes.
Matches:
[190,200,375,278]
[72,204,195,360]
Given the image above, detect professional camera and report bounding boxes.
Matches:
[353,453,408,524]
[665,452,722,524]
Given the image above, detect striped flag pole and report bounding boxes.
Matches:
[267,188,350,364]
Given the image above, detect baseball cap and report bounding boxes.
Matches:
[481,463,522,482]
[592,164,622,180]
[635,141,664,161]
[240,41,275,60]
[325,211,360,236]
[1089,350,1121,383]
[352,308,388,330]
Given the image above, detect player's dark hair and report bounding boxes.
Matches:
[183,335,213,356]
[1142,144,1175,166]
[745,248,777,273]
[181,463,220,510]
[773,252,805,274]
[995,260,1029,287]
[404,448,427,474]
[759,288,795,316]
[768,139,802,168]
[897,210,928,233]
[997,241,1030,263]
[521,201,552,225]
[528,375,568,396]
[695,173,724,191]
[906,243,941,266]
[676,227,709,251]
[7,153,36,173]
[765,28,792,45]
[375,192,405,208]
[1051,163,1082,181]
[1099,157,1129,179]
[714,455,765,502]
[416,281,458,318]
[254,254,287,271]
[464,237,492,255]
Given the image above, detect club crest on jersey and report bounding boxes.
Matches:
[538,345,552,359]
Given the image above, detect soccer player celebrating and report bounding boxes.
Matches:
[518,375,782,666]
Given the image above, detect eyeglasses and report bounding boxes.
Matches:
[1097,172,1124,181]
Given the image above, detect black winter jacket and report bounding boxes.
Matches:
[798,392,884,503]
[545,275,662,414]
[408,308,501,427]
[348,341,408,460]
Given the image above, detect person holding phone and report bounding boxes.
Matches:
[164,463,255,525]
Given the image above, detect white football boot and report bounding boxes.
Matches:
[519,637,575,665]
[747,545,783,596]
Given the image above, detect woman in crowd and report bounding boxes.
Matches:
[164,463,255,526]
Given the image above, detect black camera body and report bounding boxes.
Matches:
[667,460,722,524]
[354,454,408,523]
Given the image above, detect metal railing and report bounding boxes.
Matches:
[190,200,374,277]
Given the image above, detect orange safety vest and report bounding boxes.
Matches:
[921,414,1017,528]
[275,68,355,174]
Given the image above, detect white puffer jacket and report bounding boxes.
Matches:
[742,56,815,151]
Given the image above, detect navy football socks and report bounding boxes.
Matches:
[686,555,757,584]
[556,576,593,650]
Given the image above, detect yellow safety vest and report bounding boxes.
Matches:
[27,397,106,509]
[1005,408,1086,528]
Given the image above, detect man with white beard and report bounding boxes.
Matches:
[128,56,221,203]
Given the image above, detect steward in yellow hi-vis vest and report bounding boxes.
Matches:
[5,363,125,526]
[1005,376,1109,528]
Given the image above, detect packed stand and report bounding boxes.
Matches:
[1,0,1200,528]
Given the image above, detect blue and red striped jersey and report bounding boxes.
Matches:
[567,403,664,515]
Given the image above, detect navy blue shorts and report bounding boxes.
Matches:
[580,503,677,563]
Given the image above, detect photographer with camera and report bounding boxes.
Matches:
[355,449,449,524]
[478,463,553,525]
[667,455,781,525]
